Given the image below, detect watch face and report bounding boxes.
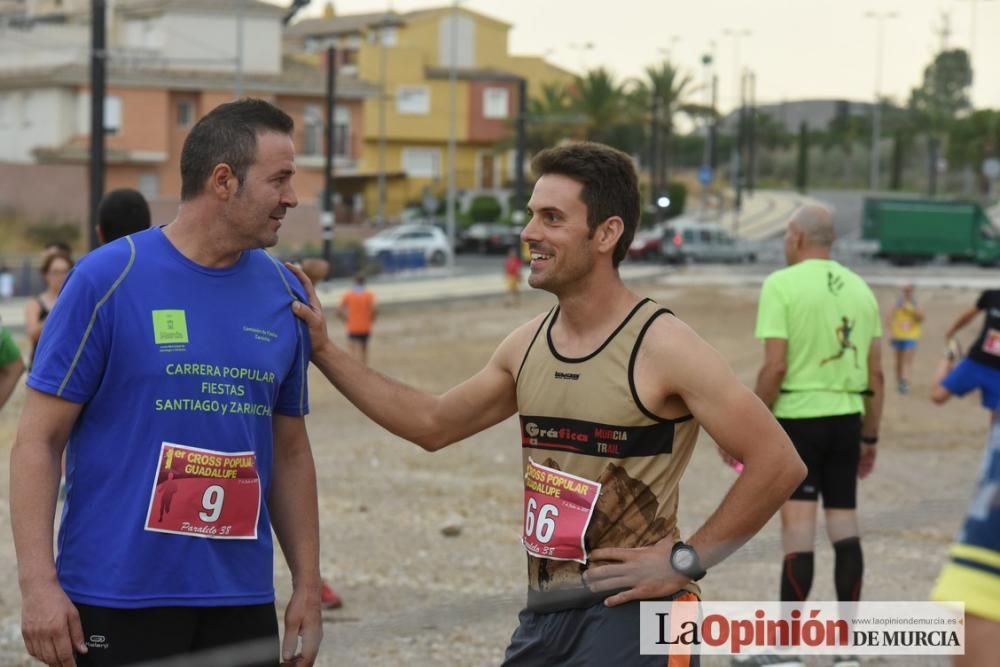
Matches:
[673,548,695,570]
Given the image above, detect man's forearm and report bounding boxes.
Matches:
[312,343,448,450]
[10,440,63,587]
[270,442,321,592]
[862,370,884,437]
[688,443,805,571]
[754,364,785,409]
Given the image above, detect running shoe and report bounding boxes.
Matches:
[832,656,860,667]
[730,655,803,666]
[320,580,343,609]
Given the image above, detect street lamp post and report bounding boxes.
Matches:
[568,42,594,72]
[865,11,897,192]
[723,28,751,219]
[958,0,996,103]
[446,0,461,272]
[371,12,402,227]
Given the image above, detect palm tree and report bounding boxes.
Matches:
[524,82,578,152]
[634,61,698,192]
[572,67,629,145]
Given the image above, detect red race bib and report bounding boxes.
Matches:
[144,442,261,540]
[983,328,1000,357]
[521,457,602,563]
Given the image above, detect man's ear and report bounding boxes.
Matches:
[597,216,624,255]
[209,163,237,200]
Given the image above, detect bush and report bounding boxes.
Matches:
[468,195,502,223]
[26,222,81,249]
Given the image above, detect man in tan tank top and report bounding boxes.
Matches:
[288,142,806,666]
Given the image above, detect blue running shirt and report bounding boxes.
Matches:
[28,227,310,608]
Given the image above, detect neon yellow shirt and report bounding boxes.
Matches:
[889,298,922,341]
[755,259,882,419]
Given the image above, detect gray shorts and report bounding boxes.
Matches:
[502,590,700,667]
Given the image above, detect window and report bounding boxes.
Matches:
[104,96,122,135]
[79,94,122,135]
[303,105,351,157]
[396,86,430,115]
[177,100,194,128]
[368,26,397,46]
[138,172,160,199]
[402,148,441,178]
[483,87,509,119]
[303,104,322,156]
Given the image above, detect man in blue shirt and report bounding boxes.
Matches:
[10,99,321,666]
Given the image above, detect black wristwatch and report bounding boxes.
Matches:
[670,541,707,581]
[861,435,879,445]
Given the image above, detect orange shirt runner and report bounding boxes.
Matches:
[340,289,376,335]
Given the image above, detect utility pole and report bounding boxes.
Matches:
[234,1,244,99]
[375,13,391,227]
[747,70,756,195]
[322,45,337,264]
[88,0,106,251]
[446,0,459,271]
[865,11,897,192]
[650,91,660,221]
[512,77,527,226]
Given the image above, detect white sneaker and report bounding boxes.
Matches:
[730,655,804,667]
[832,657,860,667]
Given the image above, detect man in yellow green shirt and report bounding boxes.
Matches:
[750,205,884,667]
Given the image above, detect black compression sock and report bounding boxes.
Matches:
[780,551,814,602]
[833,536,864,602]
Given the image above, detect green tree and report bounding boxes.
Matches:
[633,61,698,186]
[908,49,973,194]
[572,67,629,145]
[524,82,581,152]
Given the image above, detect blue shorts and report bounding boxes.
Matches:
[890,339,918,351]
[942,357,1000,409]
[931,418,1000,622]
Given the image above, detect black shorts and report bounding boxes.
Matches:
[74,603,279,667]
[502,590,700,666]
[348,332,370,343]
[778,413,862,509]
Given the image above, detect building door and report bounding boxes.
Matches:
[478,152,496,190]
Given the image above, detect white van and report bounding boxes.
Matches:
[661,217,757,264]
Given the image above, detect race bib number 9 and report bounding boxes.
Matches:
[521,457,601,563]
[144,442,261,540]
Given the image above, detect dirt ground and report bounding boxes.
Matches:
[0,279,988,666]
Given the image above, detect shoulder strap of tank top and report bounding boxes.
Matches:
[515,306,556,384]
[627,306,694,424]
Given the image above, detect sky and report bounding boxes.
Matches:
[276,0,1000,113]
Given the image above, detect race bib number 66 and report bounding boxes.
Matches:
[521,458,602,563]
[144,442,261,540]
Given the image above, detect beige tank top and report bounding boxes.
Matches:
[516,298,701,611]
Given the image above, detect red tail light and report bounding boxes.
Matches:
[673,234,682,247]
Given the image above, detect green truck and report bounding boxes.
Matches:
[862,198,1000,266]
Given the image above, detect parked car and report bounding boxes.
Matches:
[459,223,522,254]
[628,227,664,261]
[661,218,756,264]
[362,224,452,267]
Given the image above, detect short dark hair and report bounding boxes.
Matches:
[530,142,640,267]
[180,98,294,201]
[97,189,151,243]
[40,249,73,277]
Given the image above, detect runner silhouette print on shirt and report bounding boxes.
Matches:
[820,316,859,369]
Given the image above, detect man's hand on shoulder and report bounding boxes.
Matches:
[285,263,333,357]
